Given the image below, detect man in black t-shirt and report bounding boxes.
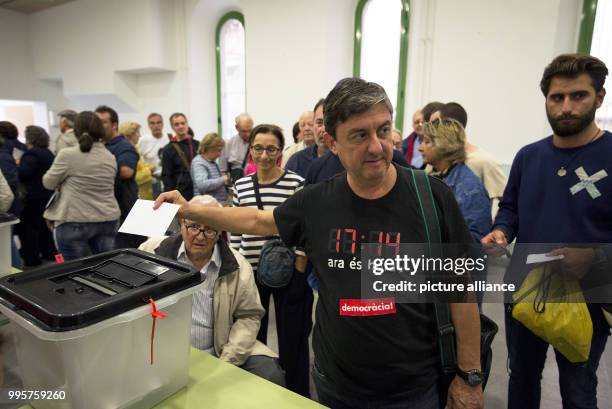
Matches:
[155,78,483,409]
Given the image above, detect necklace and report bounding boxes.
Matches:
[556,128,601,177]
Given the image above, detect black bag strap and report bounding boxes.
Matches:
[409,169,457,375]
[172,142,190,171]
[251,173,264,210]
[241,146,250,169]
[251,171,285,211]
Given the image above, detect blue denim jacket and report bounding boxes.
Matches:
[443,163,492,242]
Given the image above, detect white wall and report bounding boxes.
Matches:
[404,0,582,164]
[241,0,356,143]
[0,7,70,138]
[1,0,586,162]
[25,0,186,131]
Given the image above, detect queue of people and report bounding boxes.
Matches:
[1,52,610,409]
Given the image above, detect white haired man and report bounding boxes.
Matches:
[139,195,285,385]
[219,113,254,183]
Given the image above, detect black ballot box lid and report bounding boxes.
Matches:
[0,248,202,332]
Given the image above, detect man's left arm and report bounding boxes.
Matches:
[447,303,484,409]
[436,180,484,409]
[117,144,139,180]
[219,258,265,365]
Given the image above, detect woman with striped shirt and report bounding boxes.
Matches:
[231,124,312,397]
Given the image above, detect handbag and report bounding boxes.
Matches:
[251,173,294,288]
[512,263,593,362]
[409,168,497,406]
[229,149,251,184]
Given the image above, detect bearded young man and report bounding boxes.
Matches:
[482,54,612,409]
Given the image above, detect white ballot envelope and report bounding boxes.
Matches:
[119,199,180,238]
[525,253,565,264]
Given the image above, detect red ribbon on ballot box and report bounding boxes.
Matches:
[149,298,168,365]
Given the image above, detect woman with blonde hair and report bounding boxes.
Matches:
[419,117,491,241]
[191,132,230,203]
[119,121,154,200]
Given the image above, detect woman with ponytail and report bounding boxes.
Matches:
[43,111,121,260]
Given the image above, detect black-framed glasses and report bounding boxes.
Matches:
[184,222,218,238]
[251,145,280,155]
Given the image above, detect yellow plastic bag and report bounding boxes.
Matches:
[512,263,593,362]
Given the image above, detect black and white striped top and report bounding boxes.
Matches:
[230,170,304,272]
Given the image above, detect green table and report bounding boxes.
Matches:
[20,348,326,409]
[153,348,325,408]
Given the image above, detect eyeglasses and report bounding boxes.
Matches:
[251,145,280,155]
[184,222,218,238]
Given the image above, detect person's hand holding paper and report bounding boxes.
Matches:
[546,247,595,280]
[119,199,181,238]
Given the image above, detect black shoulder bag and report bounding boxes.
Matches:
[409,168,497,406]
[251,173,295,288]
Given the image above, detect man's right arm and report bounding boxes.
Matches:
[154,190,278,236]
[185,203,278,236]
[482,148,525,247]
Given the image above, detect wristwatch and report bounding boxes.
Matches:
[456,368,484,386]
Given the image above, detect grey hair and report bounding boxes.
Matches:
[189,194,222,208]
[235,113,253,126]
[323,77,393,139]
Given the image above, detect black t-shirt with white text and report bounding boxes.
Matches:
[274,165,473,398]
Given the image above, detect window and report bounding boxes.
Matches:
[590,0,612,129]
[0,99,49,144]
[354,0,409,131]
[579,0,612,129]
[216,12,246,138]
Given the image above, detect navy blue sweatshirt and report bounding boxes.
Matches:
[494,131,612,244]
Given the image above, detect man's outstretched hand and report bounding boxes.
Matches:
[153,190,187,209]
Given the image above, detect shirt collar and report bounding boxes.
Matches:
[177,241,222,275]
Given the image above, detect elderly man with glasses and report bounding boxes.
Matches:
[139,194,285,386]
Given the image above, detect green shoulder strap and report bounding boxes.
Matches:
[409,169,457,375]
